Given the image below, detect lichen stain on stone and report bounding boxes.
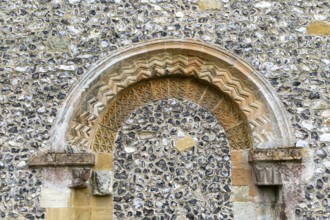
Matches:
[175,135,196,152]
[307,21,330,35]
[198,0,222,11]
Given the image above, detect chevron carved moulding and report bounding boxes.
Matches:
[69,52,273,151]
[51,40,295,152]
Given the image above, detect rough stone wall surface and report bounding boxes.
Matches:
[0,0,329,219]
[114,99,232,219]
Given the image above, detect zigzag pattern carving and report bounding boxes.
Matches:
[69,53,274,149]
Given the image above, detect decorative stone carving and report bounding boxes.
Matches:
[71,54,271,150]
[253,164,282,186]
[91,171,113,196]
[249,148,303,186]
[92,77,251,152]
[70,168,91,188]
[51,40,296,153]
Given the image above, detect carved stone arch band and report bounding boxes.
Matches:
[50,39,296,152]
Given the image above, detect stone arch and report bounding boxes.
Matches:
[50,39,295,152]
[31,40,303,220]
[92,76,251,153]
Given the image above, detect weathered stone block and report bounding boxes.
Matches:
[28,153,95,167]
[71,168,91,188]
[233,202,256,220]
[71,188,92,207]
[198,0,222,10]
[71,207,92,220]
[175,136,196,152]
[307,21,330,35]
[95,153,113,170]
[232,168,251,186]
[231,150,248,168]
[40,188,70,208]
[92,195,113,207]
[91,171,113,196]
[46,208,70,220]
[249,148,302,162]
[253,164,282,186]
[92,208,113,220]
[232,186,249,202]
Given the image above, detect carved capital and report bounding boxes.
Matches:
[249,148,303,186]
[253,163,282,186]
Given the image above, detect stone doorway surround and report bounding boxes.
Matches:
[28,40,305,220]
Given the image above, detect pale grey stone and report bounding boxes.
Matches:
[233,202,256,220]
[91,171,113,196]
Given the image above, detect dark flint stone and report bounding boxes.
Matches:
[124,193,134,202]
[316,179,323,189]
[114,212,124,218]
[128,132,135,138]
[175,192,183,199]
[223,185,231,192]
[114,204,121,210]
[186,213,194,220]
[156,159,167,171]
[144,200,153,207]
[202,135,209,142]
[308,92,320,99]
[143,208,154,216]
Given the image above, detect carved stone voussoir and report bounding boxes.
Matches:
[248,148,302,163]
[28,153,95,168]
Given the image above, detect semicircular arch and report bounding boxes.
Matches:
[50,39,295,152]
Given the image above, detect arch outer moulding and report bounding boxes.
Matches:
[50,39,295,152]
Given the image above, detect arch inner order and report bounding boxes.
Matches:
[113,98,233,219]
[92,76,252,152]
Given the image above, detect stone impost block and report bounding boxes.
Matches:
[249,148,303,186]
[91,171,113,196]
[28,153,95,167]
[248,148,302,163]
